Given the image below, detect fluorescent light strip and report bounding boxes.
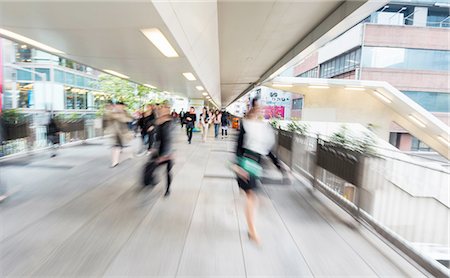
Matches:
[196,86,204,91]
[141,28,179,58]
[308,85,329,89]
[144,84,156,89]
[0,28,65,54]
[346,87,365,91]
[182,72,196,81]
[438,136,450,147]
[202,92,208,96]
[104,69,129,79]
[408,115,427,128]
[273,83,293,88]
[373,90,392,104]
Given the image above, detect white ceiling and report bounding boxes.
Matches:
[0,0,379,107]
[0,1,207,99]
[218,0,344,106]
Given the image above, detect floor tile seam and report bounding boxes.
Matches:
[0,158,143,243]
[174,147,211,277]
[27,180,143,277]
[287,182,381,276]
[260,185,315,277]
[99,186,166,277]
[231,179,249,278]
[1,155,115,204]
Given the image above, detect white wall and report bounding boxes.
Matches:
[318,23,363,64]
[34,82,64,110]
[152,0,221,106]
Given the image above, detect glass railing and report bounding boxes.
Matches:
[273,125,449,276]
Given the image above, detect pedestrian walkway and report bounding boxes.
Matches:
[0,127,427,277]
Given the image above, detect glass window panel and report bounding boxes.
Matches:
[54,69,65,83]
[65,72,75,85]
[17,82,34,108]
[75,75,84,87]
[362,47,449,71]
[35,68,50,81]
[403,91,450,112]
[65,88,75,109]
[76,90,87,109]
[17,69,32,81]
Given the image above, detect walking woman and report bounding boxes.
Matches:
[104,101,133,167]
[200,107,210,142]
[213,110,221,139]
[185,107,196,144]
[231,97,276,244]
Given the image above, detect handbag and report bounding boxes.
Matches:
[238,156,262,178]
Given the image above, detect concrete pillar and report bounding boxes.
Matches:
[412,7,428,27]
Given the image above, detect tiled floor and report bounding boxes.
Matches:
[0,127,426,277]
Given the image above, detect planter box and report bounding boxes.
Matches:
[5,123,29,140]
[57,120,85,132]
[316,139,361,186]
[276,129,294,167]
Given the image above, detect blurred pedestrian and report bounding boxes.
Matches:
[179,108,185,128]
[231,97,276,244]
[47,114,60,158]
[138,104,156,155]
[104,101,133,167]
[200,107,210,142]
[185,107,196,144]
[143,101,173,196]
[213,110,221,139]
[221,110,229,139]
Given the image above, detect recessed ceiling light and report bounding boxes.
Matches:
[141,28,179,58]
[202,92,208,96]
[182,72,196,81]
[346,86,365,91]
[103,69,130,79]
[438,136,450,147]
[144,84,156,89]
[308,85,330,89]
[196,86,204,91]
[373,90,392,104]
[273,83,293,88]
[0,28,65,54]
[408,115,426,128]
[206,96,211,99]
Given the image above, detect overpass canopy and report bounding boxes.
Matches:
[0,0,386,107]
[263,76,450,159]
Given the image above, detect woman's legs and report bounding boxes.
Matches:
[214,124,219,138]
[245,189,260,243]
[203,124,208,142]
[111,146,121,167]
[187,127,193,143]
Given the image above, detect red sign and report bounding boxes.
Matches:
[0,38,3,112]
[264,106,285,120]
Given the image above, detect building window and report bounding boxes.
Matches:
[403,91,450,113]
[17,68,32,81]
[54,69,65,83]
[411,137,431,152]
[75,89,87,109]
[15,44,32,62]
[65,72,75,85]
[35,68,51,81]
[362,47,449,72]
[65,87,75,109]
[319,48,361,78]
[17,83,34,108]
[297,67,318,78]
